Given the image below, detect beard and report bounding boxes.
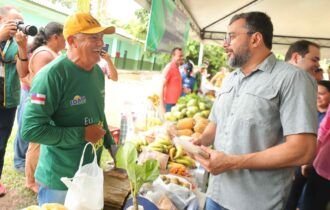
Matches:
[227,45,251,68]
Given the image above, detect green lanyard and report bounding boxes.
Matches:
[0,40,14,64]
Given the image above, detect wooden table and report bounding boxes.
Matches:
[104,170,131,210]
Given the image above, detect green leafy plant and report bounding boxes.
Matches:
[116,142,160,210]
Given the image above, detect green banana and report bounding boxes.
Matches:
[174,145,184,159]
[148,144,164,153]
[169,147,176,161]
[156,138,172,146]
[175,155,196,168]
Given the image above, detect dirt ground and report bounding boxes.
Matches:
[0,70,162,210]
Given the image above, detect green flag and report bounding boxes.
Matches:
[146,0,190,53]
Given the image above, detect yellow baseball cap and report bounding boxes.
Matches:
[63,12,115,40]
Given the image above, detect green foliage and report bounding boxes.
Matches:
[204,44,228,76]
[185,38,229,77]
[185,39,200,64]
[116,142,159,197]
[275,53,285,61]
[124,8,149,40]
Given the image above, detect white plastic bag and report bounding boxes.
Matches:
[61,143,103,210]
[153,175,196,210]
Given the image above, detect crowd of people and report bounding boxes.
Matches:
[0,4,329,210]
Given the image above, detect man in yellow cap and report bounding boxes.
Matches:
[21,12,116,205]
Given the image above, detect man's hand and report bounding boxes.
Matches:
[85,124,106,143]
[14,30,28,49]
[194,146,235,175]
[0,20,17,41]
[100,50,111,61]
[301,164,313,177]
[192,136,202,146]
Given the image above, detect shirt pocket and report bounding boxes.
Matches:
[218,85,233,97]
[242,85,279,124]
[213,86,234,121]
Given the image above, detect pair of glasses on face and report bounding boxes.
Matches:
[223,31,255,44]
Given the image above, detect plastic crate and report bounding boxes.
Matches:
[109,126,120,144]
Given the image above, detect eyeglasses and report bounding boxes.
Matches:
[223,31,255,44]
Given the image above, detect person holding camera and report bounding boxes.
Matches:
[14,22,64,194]
[0,5,29,197]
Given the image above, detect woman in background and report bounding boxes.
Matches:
[24,22,65,193]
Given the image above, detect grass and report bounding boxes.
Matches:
[1,129,113,210]
[1,131,37,209]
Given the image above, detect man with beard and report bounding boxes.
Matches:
[192,12,317,210]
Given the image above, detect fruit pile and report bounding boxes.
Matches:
[132,134,196,170]
[164,94,213,121]
[175,116,209,138]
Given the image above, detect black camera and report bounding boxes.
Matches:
[16,21,38,36]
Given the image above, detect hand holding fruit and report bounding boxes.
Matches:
[85,124,106,143]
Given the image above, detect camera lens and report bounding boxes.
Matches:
[17,21,38,36]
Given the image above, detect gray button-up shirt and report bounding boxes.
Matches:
[208,54,317,210]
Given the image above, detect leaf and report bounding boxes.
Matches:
[116,142,138,175]
[134,160,159,196]
[115,142,159,196]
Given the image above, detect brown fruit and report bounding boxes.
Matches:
[177,129,194,136]
[176,118,195,130]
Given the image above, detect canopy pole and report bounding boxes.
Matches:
[198,43,204,66]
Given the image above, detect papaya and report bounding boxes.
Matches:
[177,129,194,136]
[194,120,208,133]
[191,132,202,139]
[176,118,195,130]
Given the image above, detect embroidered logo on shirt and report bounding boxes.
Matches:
[70,95,86,106]
[31,93,46,105]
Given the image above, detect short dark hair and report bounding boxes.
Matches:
[230,12,273,49]
[171,47,182,56]
[318,80,330,92]
[284,40,320,61]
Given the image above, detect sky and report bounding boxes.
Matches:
[106,0,142,23]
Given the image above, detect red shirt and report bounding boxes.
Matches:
[164,62,182,104]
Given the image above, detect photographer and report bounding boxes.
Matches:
[0,5,28,196]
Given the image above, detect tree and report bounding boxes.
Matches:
[124,8,149,40]
[185,38,229,77]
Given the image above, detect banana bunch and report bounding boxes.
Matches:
[174,155,196,168]
[148,94,160,109]
[168,145,196,168]
[132,137,148,153]
[147,136,173,153]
